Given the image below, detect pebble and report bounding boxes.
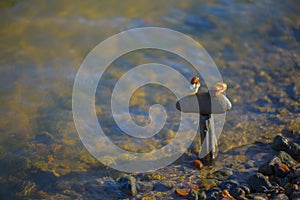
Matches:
[278,151,297,168]
[247,173,273,193]
[116,175,137,196]
[210,168,233,180]
[258,156,281,175]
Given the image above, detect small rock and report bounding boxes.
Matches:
[206,190,220,200]
[153,181,175,192]
[271,135,289,151]
[278,151,298,168]
[117,175,137,196]
[210,168,233,180]
[274,162,290,177]
[219,180,239,191]
[258,156,281,175]
[230,187,245,198]
[274,193,288,200]
[288,142,300,160]
[247,173,273,193]
[192,160,203,169]
[240,185,251,194]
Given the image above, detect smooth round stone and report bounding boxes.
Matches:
[176,93,232,114]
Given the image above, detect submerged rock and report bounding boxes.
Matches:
[116,175,137,196]
[247,173,273,193]
[153,181,175,192]
[17,181,36,197]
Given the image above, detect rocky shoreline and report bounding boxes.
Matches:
[14,134,300,200]
[106,135,300,200]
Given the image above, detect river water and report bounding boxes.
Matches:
[0,0,299,199]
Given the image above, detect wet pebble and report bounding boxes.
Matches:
[258,156,281,175]
[210,168,233,180]
[278,151,298,168]
[274,162,290,178]
[219,179,239,191]
[116,175,137,196]
[247,173,273,193]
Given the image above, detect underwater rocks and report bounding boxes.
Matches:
[116,175,137,196]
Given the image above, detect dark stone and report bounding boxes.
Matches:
[247,173,273,193]
[230,187,245,198]
[240,185,251,194]
[206,190,220,200]
[116,175,137,196]
[153,181,175,192]
[274,162,290,178]
[176,93,231,114]
[210,168,233,180]
[219,180,239,191]
[35,132,53,144]
[288,142,300,160]
[271,135,289,151]
[258,156,281,175]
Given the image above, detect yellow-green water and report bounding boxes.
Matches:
[0,0,300,199]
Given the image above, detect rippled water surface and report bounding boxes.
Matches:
[0,0,300,199]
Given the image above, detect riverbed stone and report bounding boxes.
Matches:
[153,181,175,192]
[210,168,233,180]
[278,151,298,168]
[116,175,137,196]
[247,173,273,193]
[258,156,281,175]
